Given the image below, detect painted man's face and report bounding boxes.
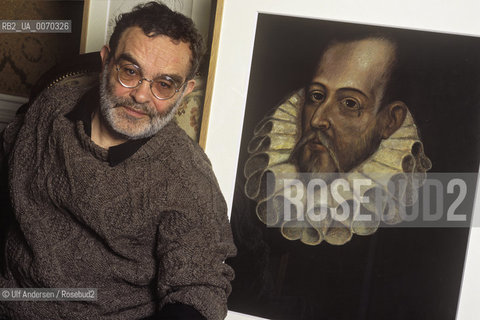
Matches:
[294,38,396,174]
[99,26,195,140]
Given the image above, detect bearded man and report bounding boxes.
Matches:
[0,2,235,320]
[294,38,405,176]
[244,36,431,245]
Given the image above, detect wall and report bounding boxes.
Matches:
[0,0,84,127]
[0,0,84,97]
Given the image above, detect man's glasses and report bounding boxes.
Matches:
[115,64,185,100]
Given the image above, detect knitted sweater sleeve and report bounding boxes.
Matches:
[1,114,24,276]
[1,114,25,204]
[155,148,237,320]
[1,114,25,164]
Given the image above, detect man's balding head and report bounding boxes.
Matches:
[293,37,407,176]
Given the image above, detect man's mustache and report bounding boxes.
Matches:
[292,130,343,172]
[112,97,156,118]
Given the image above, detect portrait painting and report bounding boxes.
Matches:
[224,13,480,320]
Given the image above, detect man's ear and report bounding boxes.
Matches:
[100,45,111,67]
[380,101,407,139]
[183,79,196,96]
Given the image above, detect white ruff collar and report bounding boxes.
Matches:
[244,89,432,245]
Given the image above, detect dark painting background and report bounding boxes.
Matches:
[227,14,480,320]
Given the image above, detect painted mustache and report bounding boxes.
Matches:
[292,130,343,172]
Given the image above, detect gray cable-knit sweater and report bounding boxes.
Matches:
[0,83,236,320]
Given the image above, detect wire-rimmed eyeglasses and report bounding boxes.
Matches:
[115,64,186,100]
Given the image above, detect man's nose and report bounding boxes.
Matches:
[130,80,152,104]
[310,102,332,131]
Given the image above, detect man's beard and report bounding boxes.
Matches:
[292,130,341,172]
[292,125,383,177]
[99,65,185,140]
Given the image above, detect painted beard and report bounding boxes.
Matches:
[292,124,383,177]
[99,65,185,140]
[292,129,341,173]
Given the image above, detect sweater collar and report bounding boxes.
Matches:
[65,86,150,167]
